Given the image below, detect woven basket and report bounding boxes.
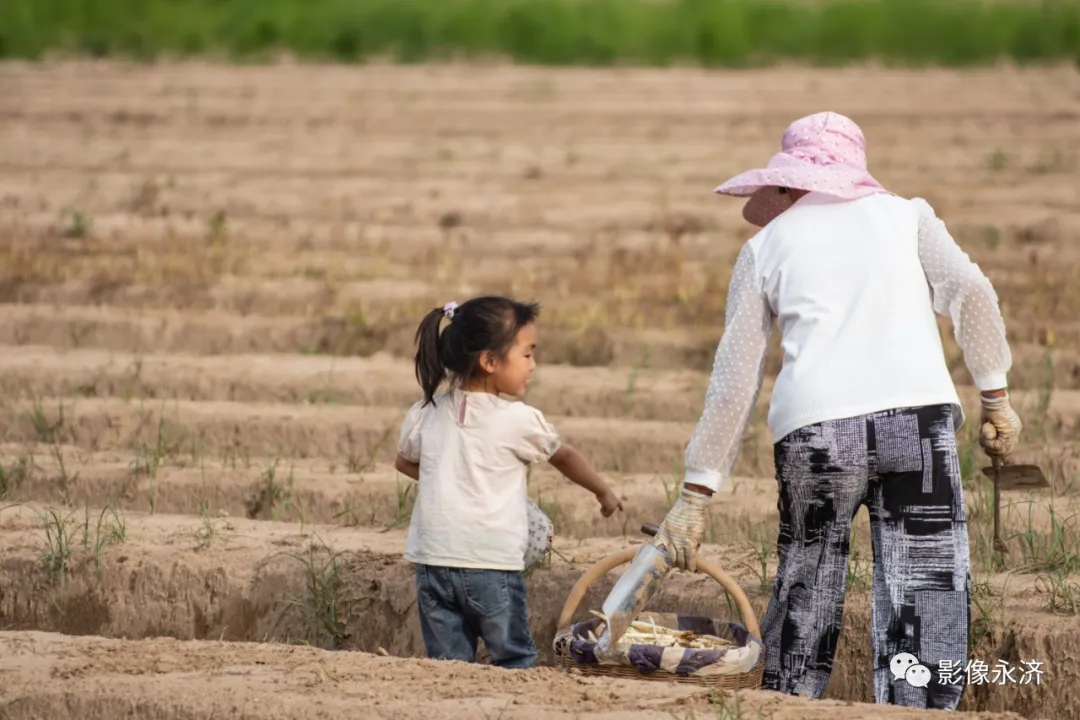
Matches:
[552,531,765,690]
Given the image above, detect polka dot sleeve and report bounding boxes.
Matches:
[912,198,1012,391]
[683,241,773,493]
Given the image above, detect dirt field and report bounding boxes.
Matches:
[1,58,1079,719]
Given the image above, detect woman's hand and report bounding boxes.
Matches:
[651,485,711,571]
[979,391,1022,459]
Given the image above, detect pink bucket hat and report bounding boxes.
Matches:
[714,111,891,227]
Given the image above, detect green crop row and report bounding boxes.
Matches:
[3,0,1080,67]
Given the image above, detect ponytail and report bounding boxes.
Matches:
[414,307,447,407]
[411,296,541,407]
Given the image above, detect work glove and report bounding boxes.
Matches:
[651,485,710,572]
[979,392,1022,460]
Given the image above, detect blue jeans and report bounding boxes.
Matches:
[414,564,537,669]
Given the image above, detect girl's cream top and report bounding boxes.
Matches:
[397,389,561,571]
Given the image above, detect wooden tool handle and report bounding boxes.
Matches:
[555,531,761,639]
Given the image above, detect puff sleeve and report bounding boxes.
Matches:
[510,404,563,465]
[397,400,426,463]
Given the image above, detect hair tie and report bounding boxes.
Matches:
[442,301,458,320]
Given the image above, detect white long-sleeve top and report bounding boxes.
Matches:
[684,191,1012,493]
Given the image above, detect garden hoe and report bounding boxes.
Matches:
[981,457,1048,558]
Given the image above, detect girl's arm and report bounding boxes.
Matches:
[549,443,606,495]
[395,454,420,481]
[549,443,622,515]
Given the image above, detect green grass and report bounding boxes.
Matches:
[3,0,1080,67]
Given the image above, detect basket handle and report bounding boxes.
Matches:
[556,523,761,639]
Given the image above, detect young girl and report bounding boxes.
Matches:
[394,295,623,669]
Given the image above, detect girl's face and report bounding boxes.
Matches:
[480,323,537,397]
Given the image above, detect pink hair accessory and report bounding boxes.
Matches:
[442,301,458,320]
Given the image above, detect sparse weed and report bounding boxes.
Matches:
[1030,147,1076,175]
[970,576,1007,649]
[27,502,128,596]
[33,506,80,594]
[25,397,66,444]
[48,441,74,505]
[0,453,32,501]
[307,389,336,404]
[669,688,763,720]
[367,422,398,470]
[22,397,77,504]
[743,529,773,594]
[659,473,678,509]
[345,450,364,474]
[206,210,228,245]
[986,149,1009,172]
[705,690,762,720]
[342,421,398,474]
[87,504,126,581]
[195,499,216,550]
[131,403,170,514]
[371,469,418,533]
[1010,497,1080,575]
[332,500,373,527]
[1035,570,1080,615]
[60,208,92,238]
[623,368,639,417]
[284,537,349,650]
[245,459,295,520]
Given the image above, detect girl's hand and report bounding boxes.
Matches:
[596,489,624,517]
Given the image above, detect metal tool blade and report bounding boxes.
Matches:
[979,462,1047,560]
[596,523,671,655]
[979,464,1049,491]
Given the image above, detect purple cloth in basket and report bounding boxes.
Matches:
[556,614,762,677]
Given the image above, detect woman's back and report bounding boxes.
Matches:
[746,191,961,441]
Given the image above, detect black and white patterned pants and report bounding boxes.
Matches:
[759,404,970,710]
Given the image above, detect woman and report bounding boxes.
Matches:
[650,112,1022,710]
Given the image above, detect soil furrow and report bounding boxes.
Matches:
[0,304,722,371]
[0,346,712,422]
[0,506,1073,719]
[0,632,1028,720]
[0,396,698,475]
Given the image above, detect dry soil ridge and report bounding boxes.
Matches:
[2,58,1080,720]
[0,506,1076,719]
[0,631,1030,720]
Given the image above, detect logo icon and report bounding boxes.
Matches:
[890,652,932,688]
